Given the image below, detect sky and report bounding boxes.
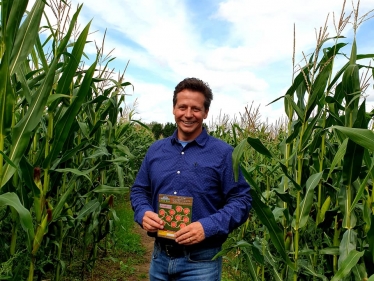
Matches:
[44,0,374,126]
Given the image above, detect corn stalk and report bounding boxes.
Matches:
[0,1,140,280]
[229,1,374,280]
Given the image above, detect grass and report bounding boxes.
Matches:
[112,194,146,256]
[60,194,148,280]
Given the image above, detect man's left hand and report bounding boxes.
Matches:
[174,222,205,245]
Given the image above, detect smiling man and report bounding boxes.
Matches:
[130,77,252,281]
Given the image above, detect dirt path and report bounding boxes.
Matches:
[74,215,154,281]
[132,225,154,280]
[79,224,154,281]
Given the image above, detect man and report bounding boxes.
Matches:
[130,77,252,280]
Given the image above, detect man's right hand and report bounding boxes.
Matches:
[142,211,164,233]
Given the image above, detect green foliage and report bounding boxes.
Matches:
[113,197,145,255]
[226,4,374,281]
[0,1,154,280]
[1,1,374,281]
[163,122,177,137]
[148,121,177,139]
[151,122,163,140]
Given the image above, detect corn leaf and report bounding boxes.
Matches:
[301,113,322,151]
[339,229,357,267]
[331,250,364,281]
[352,264,366,281]
[1,4,85,188]
[93,185,129,194]
[0,150,17,168]
[232,138,250,181]
[9,0,45,74]
[52,175,78,221]
[247,137,273,158]
[54,164,99,183]
[299,264,328,281]
[285,95,304,120]
[75,200,100,220]
[0,58,59,188]
[286,120,302,144]
[58,139,90,164]
[43,60,97,169]
[243,248,260,281]
[5,1,28,50]
[366,215,374,264]
[319,247,339,255]
[246,241,265,264]
[15,65,32,104]
[0,55,14,147]
[343,104,368,189]
[332,127,374,151]
[56,21,91,95]
[343,64,360,127]
[305,63,332,120]
[251,190,295,270]
[350,160,374,213]
[327,138,348,179]
[19,156,40,197]
[47,94,72,105]
[0,192,35,250]
[292,172,322,229]
[343,140,366,186]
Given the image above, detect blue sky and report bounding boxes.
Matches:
[48,0,374,126]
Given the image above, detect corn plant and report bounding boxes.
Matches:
[0,1,150,280]
[227,2,374,280]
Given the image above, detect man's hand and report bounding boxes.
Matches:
[174,222,205,245]
[142,211,164,233]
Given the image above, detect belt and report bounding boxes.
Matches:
[155,237,224,258]
[156,240,186,258]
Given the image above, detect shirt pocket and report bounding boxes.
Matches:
[189,166,219,195]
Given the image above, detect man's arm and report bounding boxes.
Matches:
[197,150,252,238]
[175,151,251,244]
[130,154,157,228]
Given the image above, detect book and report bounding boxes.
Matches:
[157,194,193,240]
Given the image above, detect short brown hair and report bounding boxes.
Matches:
[173,78,213,110]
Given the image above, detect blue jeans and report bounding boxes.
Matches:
[149,242,222,281]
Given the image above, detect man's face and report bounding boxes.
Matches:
[173,89,209,141]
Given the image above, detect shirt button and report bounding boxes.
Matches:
[177,171,180,174]
[181,152,184,155]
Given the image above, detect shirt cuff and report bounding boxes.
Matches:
[198,217,218,238]
[134,206,153,226]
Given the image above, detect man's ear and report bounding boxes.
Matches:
[204,109,209,119]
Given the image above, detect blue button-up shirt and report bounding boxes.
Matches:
[130,128,252,240]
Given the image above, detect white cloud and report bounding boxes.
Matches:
[124,76,173,123]
[28,0,374,126]
[215,0,373,51]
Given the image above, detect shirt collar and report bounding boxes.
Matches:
[171,127,208,147]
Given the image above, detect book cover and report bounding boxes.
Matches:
[157,194,193,240]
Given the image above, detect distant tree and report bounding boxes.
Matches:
[163,122,177,137]
[203,122,210,133]
[151,122,163,139]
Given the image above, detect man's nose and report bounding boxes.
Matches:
[185,108,193,117]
